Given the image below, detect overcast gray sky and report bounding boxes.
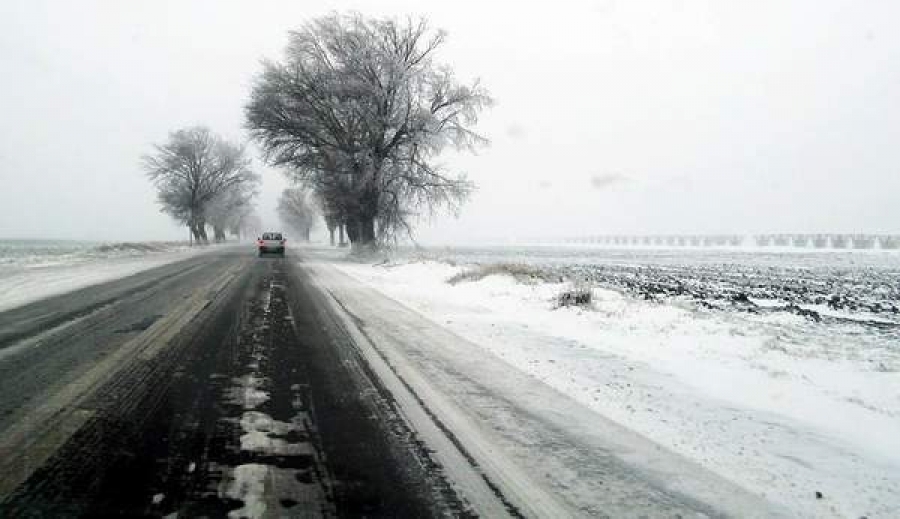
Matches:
[1,0,898,243]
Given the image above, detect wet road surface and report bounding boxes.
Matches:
[0,247,468,517]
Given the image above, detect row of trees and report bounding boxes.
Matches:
[276,187,349,246]
[144,14,489,249]
[277,187,316,242]
[246,13,491,250]
[143,127,260,244]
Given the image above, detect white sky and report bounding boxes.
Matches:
[1,0,898,242]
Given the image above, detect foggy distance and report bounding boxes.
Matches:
[2,0,899,242]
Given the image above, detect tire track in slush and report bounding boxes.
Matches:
[211,272,336,517]
[0,261,245,515]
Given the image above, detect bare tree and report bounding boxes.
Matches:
[143,126,260,244]
[277,187,317,241]
[246,13,491,250]
[238,211,264,241]
[207,183,258,242]
[228,206,258,241]
[317,189,346,246]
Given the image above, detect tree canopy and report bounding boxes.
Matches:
[246,13,491,249]
[143,126,260,243]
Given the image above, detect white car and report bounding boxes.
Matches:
[257,232,285,256]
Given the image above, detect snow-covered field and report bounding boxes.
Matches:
[0,240,216,312]
[323,245,900,518]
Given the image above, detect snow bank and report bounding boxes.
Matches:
[328,254,900,518]
[0,243,223,312]
[0,240,197,268]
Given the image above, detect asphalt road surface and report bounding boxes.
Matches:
[0,246,472,517]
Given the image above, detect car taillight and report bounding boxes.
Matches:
[257,240,263,245]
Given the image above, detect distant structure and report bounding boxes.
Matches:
[561,234,900,250]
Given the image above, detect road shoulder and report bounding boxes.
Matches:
[299,254,783,517]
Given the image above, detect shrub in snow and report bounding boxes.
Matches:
[556,282,593,309]
[447,263,545,285]
[874,361,895,373]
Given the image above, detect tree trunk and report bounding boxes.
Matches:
[354,188,379,250]
[359,215,376,245]
[190,222,204,244]
[213,225,227,242]
[328,225,335,246]
[346,215,376,252]
[345,216,359,244]
[338,224,346,247]
[197,223,209,244]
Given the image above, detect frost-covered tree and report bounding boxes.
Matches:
[318,190,346,246]
[277,188,316,241]
[246,13,491,250]
[143,126,260,244]
[207,183,258,242]
[238,211,264,241]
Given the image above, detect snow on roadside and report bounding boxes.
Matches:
[0,243,226,312]
[328,256,900,518]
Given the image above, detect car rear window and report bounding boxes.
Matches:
[263,233,282,240]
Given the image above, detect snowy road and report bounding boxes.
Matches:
[1,244,872,517]
[0,247,473,516]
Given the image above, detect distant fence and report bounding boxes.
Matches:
[560,234,900,249]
